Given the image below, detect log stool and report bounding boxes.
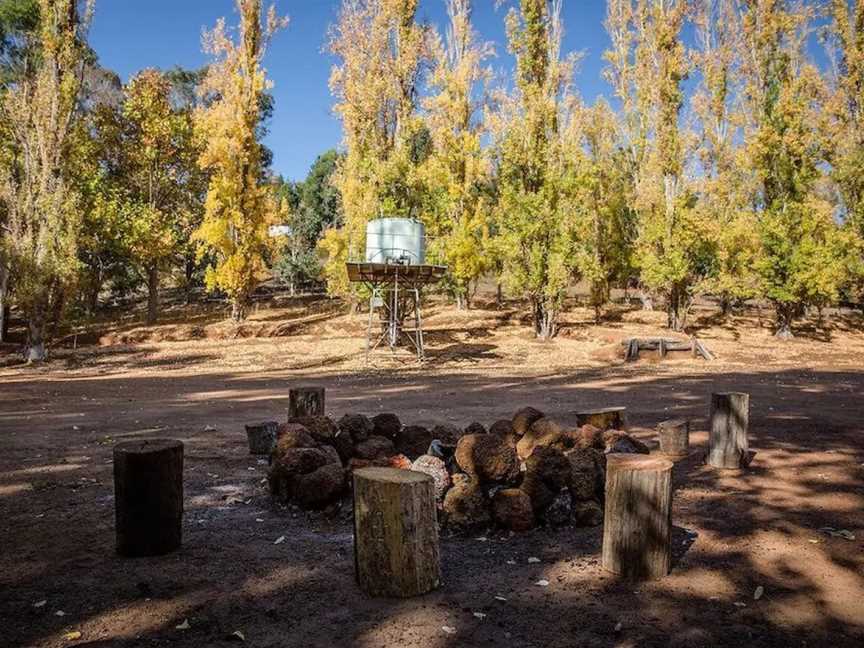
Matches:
[289,386,325,419]
[707,392,749,469]
[245,421,278,455]
[576,406,627,431]
[353,467,440,597]
[657,418,690,459]
[602,454,673,580]
[114,439,184,557]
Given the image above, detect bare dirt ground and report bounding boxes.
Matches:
[1,298,863,647]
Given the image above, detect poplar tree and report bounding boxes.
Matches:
[826,0,864,300]
[0,0,94,361]
[629,0,712,332]
[324,0,427,297]
[741,0,850,337]
[193,0,286,321]
[571,99,637,321]
[492,0,580,339]
[422,0,493,309]
[691,0,760,313]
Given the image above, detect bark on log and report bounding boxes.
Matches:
[114,439,184,557]
[353,467,440,598]
[708,392,749,469]
[245,421,278,455]
[289,386,325,419]
[576,407,627,431]
[602,454,673,580]
[657,419,690,459]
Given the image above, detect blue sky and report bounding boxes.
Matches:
[89,1,612,182]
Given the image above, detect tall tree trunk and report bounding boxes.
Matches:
[184,254,196,304]
[26,306,47,363]
[231,298,247,322]
[146,265,159,325]
[455,291,467,311]
[532,296,557,340]
[0,264,9,343]
[667,285,683,332]
[774,302,795,339]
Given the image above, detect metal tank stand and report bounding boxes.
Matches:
[365,267,425,362]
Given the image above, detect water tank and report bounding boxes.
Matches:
[365,218,426,265]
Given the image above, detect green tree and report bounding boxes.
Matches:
[741,0,852,336]
[0,0,94,361]
[492,0,581,339]
[324,0,428,298]
[193,0,286,321]
[421,0,494,309]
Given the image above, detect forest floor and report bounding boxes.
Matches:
[1,297,863,647]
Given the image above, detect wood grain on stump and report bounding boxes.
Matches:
[289,387,325,419]
[576,406,627,431]
[114,439,183,557]
[708,392,749,469]
[657,419,690,459]
[602,454,673,580]
[353,467,440,598]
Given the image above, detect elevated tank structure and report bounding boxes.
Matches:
[346,217,446,362]
[364,218,427,265]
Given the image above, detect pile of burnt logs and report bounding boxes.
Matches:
[266,405,651,533]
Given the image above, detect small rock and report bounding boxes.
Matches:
[354,436,395,460]
[464,421,487,436]
[411,455,451,501]
[754,586,764,600]
[338,414,373,443]
[443,474,491,530]
[395,425,434,459]
[512,406,544,436]
[455,434,520,483]
[371,413,401,440]
[491,489,534,532]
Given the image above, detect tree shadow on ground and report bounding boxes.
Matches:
[1,366,863,647]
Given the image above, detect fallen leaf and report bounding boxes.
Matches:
[273,535,285,545]
[33,600,47,608]
[754,586,764,600]
[62,631,82,641]
[55,610,66,616]
[733,602,747,608]
[614,621,623,632]
[473,612,486,619]
[505,560,516,565]
[527,557,540,564]
[494,595,507,602]
[230,630,245,641]
[442,626,457,635]
[175,619,190,630]
[535,579,549,587]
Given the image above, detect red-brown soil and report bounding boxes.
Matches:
[1,300,863,647]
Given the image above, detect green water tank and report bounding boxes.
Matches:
[365,218,426,265]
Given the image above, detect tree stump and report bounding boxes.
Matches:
[576,406,627,431]
[289,386,325,419]
[657,419,689,459]
[353,467,440,598]
[602,454,673,580]
[114,439,184,557]
[708,392,749,468]
[245,421,278,455]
